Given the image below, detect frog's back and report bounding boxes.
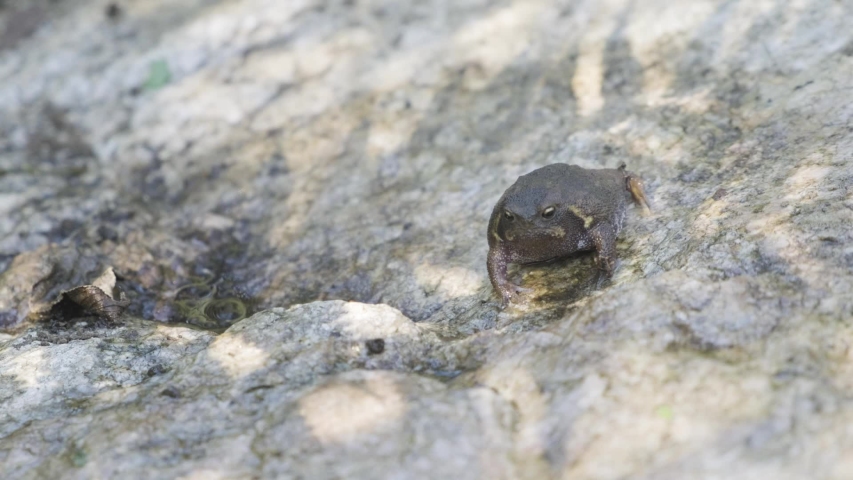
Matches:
[515,163,631,215]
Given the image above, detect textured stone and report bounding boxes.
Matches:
[1,0,853,478]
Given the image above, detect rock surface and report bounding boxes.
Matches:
[1,0,853,478]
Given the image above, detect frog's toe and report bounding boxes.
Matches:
[593,269,612,288]
[594,255,616,276]
[498,283,532,308]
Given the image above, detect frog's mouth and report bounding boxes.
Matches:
[504,226,567,242]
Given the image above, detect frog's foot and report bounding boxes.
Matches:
[591,223,617,277]
[626,175,651,214]
[593,254,616,276]
[498,283,534,308]
[592,267,613,289]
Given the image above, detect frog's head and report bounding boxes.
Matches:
[494,181,581,246]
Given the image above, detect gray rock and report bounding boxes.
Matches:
[1,0,853,478]
[0,302,506,479]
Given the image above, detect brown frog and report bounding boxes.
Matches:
[487,163,650,306]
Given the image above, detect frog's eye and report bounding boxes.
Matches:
[503,210,515,221]
[542,206,556,219]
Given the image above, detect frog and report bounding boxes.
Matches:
[487,162,650,307]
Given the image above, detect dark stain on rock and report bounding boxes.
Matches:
[602,7,644,100]
[0,5,45,51]
[105,3,122,20]
[793,80,814,91]
[365,338,385,355]
[161,386,182,398]
[96,225,120,244]
[25,105,95,177]
[115,227,263,331]
[678,165,714,184]
[147,365,169,377]
[46,219,84,243]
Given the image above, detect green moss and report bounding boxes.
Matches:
[173,276,248,331]
[143,60,171,91]
[68,446,87,468]
[655,405,674,420]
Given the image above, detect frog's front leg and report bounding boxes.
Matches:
[487,247,531,307]
[590,223,617,275]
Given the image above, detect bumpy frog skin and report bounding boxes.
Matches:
[487,163,650,307]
